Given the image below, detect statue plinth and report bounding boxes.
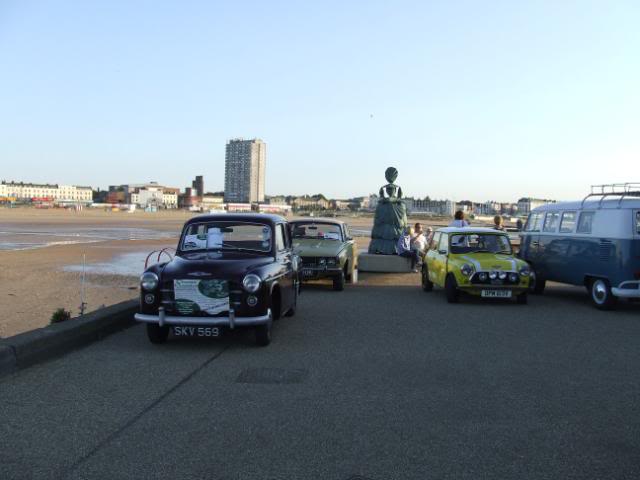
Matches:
[368,167,408,255]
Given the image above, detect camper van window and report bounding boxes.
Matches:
[525,212,543,232]
[577,212,596,234]
[636,212,640,234]
[560,211,577,233]
[543,212,560,232]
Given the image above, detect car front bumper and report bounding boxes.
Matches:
[612,281,640,299]
[135,308,272,329]
[300,266,342,280]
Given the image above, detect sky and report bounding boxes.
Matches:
[0,0,638,202]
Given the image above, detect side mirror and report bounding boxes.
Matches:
[438,249,447,255]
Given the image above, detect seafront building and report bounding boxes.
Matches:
[0,181,93,203]
[224,138,266,203]
[107,183,179,209]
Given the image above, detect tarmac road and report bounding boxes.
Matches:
[1,274,640,480]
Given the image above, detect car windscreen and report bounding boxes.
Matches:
[181,222,271,253]
[292,223,342,241]
[450,233,512,254]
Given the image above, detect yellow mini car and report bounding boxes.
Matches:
[422,227,531,304]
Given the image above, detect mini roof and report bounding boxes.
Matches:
[289,218,346,225]
[185,213,286,225]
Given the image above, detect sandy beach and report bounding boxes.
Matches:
[0,208,469,338]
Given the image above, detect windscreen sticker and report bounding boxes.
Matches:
[207,228,223,248]
[324,232,340,240]
[183,234,207,250]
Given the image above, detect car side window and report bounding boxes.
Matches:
[543,212,560,232]
[559,211,577,233]
[430,232,441,250]
[275,224,286,251]
[282,223,291,248]
[438,234,448,253]
[525,212,543,232]
[577,211,596,234]
[636,211,640,234]
[344,224,351,240]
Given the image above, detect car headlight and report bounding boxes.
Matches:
[242,274,262,293]
[478,272,488,282]
[326,258,337,266]
[509,272,519,283]
[318,258,327,266]
[498,272,507,280]
[140,272,159,291]
[489,271,498,280]
[460,263,474,277]
[519,265,531,277]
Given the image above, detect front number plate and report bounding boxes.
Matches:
[172,326,221,337]
[303,268,315,278]
[481,290,512,298]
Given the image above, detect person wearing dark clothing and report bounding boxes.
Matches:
[396,227,420,272]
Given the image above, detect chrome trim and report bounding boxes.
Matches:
[158,307,165,327]
[135,309,272,327]
[612,281,640,298]
[229,308,235,329]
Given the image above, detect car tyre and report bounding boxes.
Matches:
[333,270,345,291]
[255,323,272,346]
[516,292,528,305]
[445,273,459,303]
[590,278,617,310]
[146,323,170,344]
[422,265,433,292]
[530,269,546,295]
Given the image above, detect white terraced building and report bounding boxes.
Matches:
[0,181,93,202]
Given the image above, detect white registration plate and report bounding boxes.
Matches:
[172,326,221,337]
[481,290,512,298]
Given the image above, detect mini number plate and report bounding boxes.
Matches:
[481,290,512,298]
[172,326,221,337]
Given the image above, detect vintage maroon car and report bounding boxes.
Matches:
[135,213,300,346]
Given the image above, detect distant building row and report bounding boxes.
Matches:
[0,181,93,203]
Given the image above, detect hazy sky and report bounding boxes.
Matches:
[1,1,638,202]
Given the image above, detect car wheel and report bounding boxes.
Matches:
[333,270,345,291]
[530,269,546,295]
[516,292,528,305]
[255,322,272,346]
[590,278,617,310]
[285,282,298,317]
[146,323,169,344]
[445,274,459,303]
[422,265,433,292]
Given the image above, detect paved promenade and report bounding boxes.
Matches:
[1,275,639,479]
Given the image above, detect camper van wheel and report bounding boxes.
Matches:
[530,270,546,295]
[589,278,617,310]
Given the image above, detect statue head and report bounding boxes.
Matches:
[385,167,398,184]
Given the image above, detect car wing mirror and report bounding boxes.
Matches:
[438,249,447,255]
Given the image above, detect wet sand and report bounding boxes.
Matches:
[0,208,459,337]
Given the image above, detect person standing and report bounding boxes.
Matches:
[396,227,420,272]
[412,222,427,254]
[449,210,470,228]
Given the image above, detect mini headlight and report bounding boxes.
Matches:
[519,265,531,277]
[319,258,327,265]
[489,271,498,280]
[327,258,337,266]
[242,274,262,293]
[499,272,507,280]
[509,272,519,283]
[140,272,159,291]
[479,272,488,282]
[460,264,474,277]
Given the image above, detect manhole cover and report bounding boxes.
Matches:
[236,367,308,384]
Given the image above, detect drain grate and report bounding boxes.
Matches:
[346,476,376,480]
[236,367,308,384]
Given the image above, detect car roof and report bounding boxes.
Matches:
[289,217,346,225]
[435,227,508,235]
[533,198,640,212]
[185,213,286,225]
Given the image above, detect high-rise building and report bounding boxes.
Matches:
[192,175,204,197]
[224,138,266,203]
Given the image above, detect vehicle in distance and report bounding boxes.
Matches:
[290,218,358,291]
[519,184,640,309]
[135,213,300,346]
[422,227,531,304]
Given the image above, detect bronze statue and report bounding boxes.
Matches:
[368,167,408,255]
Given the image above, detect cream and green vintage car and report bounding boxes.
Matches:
[422,227,531,304]
[290,219,358,291]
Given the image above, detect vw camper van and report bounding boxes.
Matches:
[519,184,640,309]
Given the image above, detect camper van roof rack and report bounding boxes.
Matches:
[582,183,640,208]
